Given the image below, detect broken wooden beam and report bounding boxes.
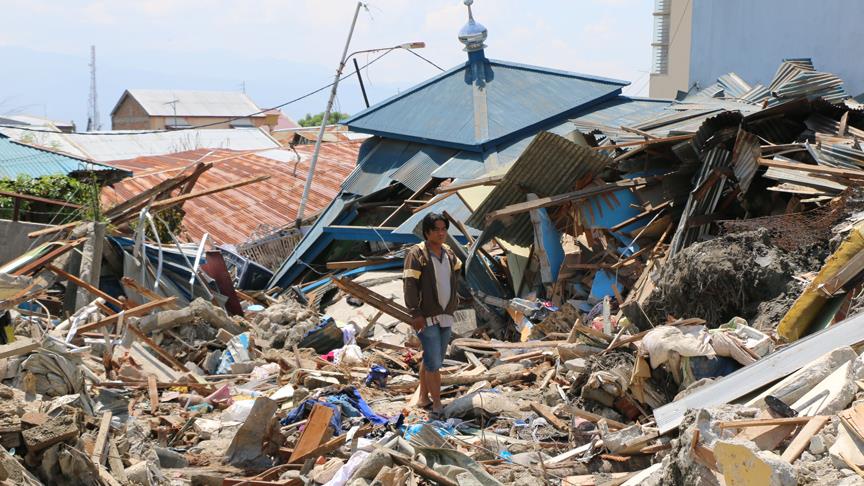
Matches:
[75,297,177,334]
[289,404,334,463]
[485,179,649,222]
[45,264,124,309]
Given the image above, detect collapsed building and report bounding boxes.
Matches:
[4,6,864,486]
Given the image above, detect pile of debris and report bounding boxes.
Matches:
[4,58,864,486]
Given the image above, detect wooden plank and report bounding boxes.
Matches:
[0,190,82,209]
[781,415,830,462]
[27,221,78,238]
[530,402,568,431]
[434,175,504,194]
[288,404,334,463]
[839,404,864,442]
[11,238,86,275]
[718,416,815,429]
[75,297,177,334]
[485,179,649,222]
[127,324,188,372]
[332,277,413,323]
[281,425,372,464]
[149,175,269,210]
[120,277,181,310]
[91,411,113,466]
[148,375,159,414]
[325,259,394,270]
[107,441,127,482]
[567,405,626,430]
[451,338,566,350]
[104,162,211,219]
[590,133,694,151]
[0,338,39,359]
[758,158,864,179]
[45,264,124,308]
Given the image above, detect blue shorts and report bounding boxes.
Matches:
[417,324,452,372]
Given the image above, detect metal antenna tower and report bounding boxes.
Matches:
[86,45,101,131]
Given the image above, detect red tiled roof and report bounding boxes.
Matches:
[101,142,360,245]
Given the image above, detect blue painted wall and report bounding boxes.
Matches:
[689,0,864,96]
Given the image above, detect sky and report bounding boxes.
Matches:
[0,0,653,130]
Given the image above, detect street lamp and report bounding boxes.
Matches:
[295,1,425,225]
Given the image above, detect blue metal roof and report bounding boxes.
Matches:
[341,138,422,196]
[391,194,481,239]
[345,59,628,152]
[0,135,129,179]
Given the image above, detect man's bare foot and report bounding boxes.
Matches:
[416,396,433,409]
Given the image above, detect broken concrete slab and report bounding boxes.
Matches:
[714,439,796,486]
[746,346,857,408]
[223,396,277,467]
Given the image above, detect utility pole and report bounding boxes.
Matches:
[295,1,364,225]
[353,58,370,108]
[87,45,101,131]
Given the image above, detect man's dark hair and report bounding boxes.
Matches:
[421,212,449,239]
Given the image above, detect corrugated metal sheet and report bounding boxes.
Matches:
[669,146,732,255]
[805,140,864,169]
[466,131,613,246]
[766,59,847,105]
[101,142,360,245]
[730,129,760,193]
[113,89,264,117]
[0,135,128,179]
[391,194,480,239]
[345,59,626,151]
[390,145,457,192]
[341,138,423,196]
[763,165,846,194]
[0,127,280,162]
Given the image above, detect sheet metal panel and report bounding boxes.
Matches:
[466,131,613,246]
[0,135,128,179]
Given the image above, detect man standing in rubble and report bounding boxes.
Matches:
[403,213,462,416]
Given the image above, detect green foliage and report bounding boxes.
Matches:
[0,174,94,224]
[298,111,350,127]
[128,207,186,243]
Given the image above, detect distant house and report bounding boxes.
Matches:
[0,114,76,133]
[110,89,268,130]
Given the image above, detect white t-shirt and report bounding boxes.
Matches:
[426,248,454,328]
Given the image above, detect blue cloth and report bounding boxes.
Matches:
[416,324,452,372]
[280,387,389,435]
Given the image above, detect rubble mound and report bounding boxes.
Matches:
[251,300,318,349]
[644,229,816,327]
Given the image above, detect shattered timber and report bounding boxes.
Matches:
[8,9,864,486]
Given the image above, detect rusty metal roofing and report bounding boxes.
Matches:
[465,131,613,246]
[101,142,360,245]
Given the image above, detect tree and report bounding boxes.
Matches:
[298,111,350,127]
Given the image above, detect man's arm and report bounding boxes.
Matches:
[403,249,425,330]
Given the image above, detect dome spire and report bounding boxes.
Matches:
[458,0,487,52]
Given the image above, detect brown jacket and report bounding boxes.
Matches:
[403,242,462,319]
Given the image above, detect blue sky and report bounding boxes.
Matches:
[0,0,652,129]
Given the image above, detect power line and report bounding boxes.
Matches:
[404,48,445,72]
[0,46,419,136]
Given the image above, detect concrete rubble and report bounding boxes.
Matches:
[5,59,864,486]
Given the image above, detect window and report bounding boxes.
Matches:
[652,0,671,74]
